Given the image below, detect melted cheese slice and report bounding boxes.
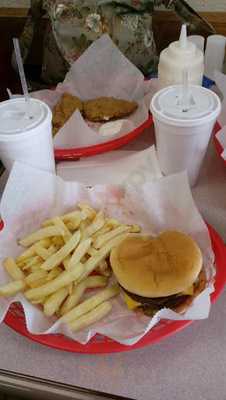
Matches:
[124,293,141,310]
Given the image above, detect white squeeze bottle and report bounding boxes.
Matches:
[158,24,204,89]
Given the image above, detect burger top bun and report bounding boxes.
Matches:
[110,231,203,298]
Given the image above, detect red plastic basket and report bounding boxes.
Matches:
[54,114,153,160]
[3,224,226,354]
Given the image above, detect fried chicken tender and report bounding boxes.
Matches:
[52,93,138,134]
[83,97,138,122]
[52,93,83,135]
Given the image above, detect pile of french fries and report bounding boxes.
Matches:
[0,203,140,332]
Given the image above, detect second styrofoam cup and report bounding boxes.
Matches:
[150,85,221,186]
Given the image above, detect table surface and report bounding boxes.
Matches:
[0,129,225,400]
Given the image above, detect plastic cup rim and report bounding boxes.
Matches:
[0,98,52,141]
[150,84,221,128]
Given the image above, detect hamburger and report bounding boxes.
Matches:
[110,230,206,316]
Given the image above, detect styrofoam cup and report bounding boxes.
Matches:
[0,98,55,173]
[150,85,221,186]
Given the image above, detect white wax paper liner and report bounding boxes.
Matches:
[31,35,157,148]
[216,126,226,160]
[214,71,226,127]
[0,162,215,345]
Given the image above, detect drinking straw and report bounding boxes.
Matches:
[13,37,32,119]
[181,69,189,113]
[6,88,12,99]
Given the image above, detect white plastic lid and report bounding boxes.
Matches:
[150,85,221,127]
[0,98,49,137]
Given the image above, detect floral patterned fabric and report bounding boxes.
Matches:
[16,0,215,87]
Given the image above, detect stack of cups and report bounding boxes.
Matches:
[0,98,55,173]
[150,85,221,186]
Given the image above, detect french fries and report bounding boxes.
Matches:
[21,256,42,270]
[34,243,56,260]
[79,233,129,281]
[78,203,96,220]
[29,263,43,272]
[66,219,81,231]
[87,246,99,257]
[44,287,69,317]
[25,263,84,300]
[60,285,119,324]
[60,275,108,315]
[41,230,81,271]
[52,216,72,242]
[19,226,65,247]
[84,211,105,238]
[69,301,112,332]
[34,243,51,260]
[42,210,83,228]
[96,260,111,277]
[67,238,92,269]
[16,239,51,262]
[51,236,65,248]
[0,280,26,296]
[93,225,130,249]
[92,224,111,238]
[25,270,48,286]
[0,202,141,334]
[46,266,62,281]
[62,255,71,270]
[68,282,74,295]
[3,258,24,280]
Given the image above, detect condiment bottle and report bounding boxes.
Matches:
[204,35,226,81]
[158,24,204,89]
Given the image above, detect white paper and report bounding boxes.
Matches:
[214,71,226,126]
[56,146,162,185]
[32,35,157,149]
[61,34,144,100]
[0,162,215,345]
[216,126,226,160]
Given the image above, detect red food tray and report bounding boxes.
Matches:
[3,224,226,354]
[214,121,226,166]
[54,114,153,160]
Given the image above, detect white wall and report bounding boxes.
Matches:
[0,0,226,11]
[0,0,29,6]
[189,0,226,11]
